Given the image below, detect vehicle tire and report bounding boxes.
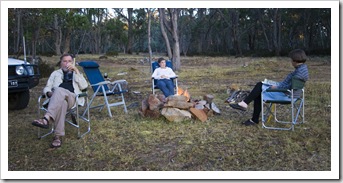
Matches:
[8,90,30,110]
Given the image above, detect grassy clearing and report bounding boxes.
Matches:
[7,54,331,171]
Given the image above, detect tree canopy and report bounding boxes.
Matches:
[8,8,331,59]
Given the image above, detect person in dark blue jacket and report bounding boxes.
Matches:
[230,49,309,126]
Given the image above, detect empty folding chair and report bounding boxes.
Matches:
[78,61,128,118]
[151,60,178,94]
[37,90,90,139]
[261,77,306,131]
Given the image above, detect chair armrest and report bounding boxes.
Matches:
[266,88,289,92]
[152,76,178,80]
[78,92,88,98]
[110,79,127,85]
[91,81,110,87]
[38,94,46,103]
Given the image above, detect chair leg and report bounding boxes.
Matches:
[121,93,128,113]
[262,101,306,131]
[38,95,91,139]
[37,96,54,139]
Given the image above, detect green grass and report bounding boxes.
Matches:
[7,55,331,172]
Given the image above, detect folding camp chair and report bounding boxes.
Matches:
[78,61,128,118]
[37,90,90,139]
[151,60,178,94]
[261,77,306,131]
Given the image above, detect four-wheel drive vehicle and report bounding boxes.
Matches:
[8,58,40,110]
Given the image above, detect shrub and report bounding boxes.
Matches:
[106,51,119,57]
[38,60,55,78]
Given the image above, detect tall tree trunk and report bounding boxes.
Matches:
[169,8,181,71]
[273,8,281,56]
[127,8,133,54]
[231,9,242,57]
[159,8,172,60]
[32,27,40,64]
[196,8,205,53]
[147,9,153,72]
[258,9,272,52]
[63,28,72,54]
[63,8,76,54]
[53,14,62,55]
[16,9,21,54]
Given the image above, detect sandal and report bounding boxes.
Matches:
[50,136,62,148]
[32,116,49,129]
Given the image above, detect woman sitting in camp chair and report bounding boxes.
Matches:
[151,57,177,98]
[229,49,309,126]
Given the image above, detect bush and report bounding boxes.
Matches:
[38,51,55,57]
[38,60,55,78]
[106,51,119,57]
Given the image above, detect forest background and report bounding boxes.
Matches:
[2,0,340,181]
[7,7,331,71]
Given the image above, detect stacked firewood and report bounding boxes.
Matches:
[139,90,220,122]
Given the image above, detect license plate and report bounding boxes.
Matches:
[8,80,18,88]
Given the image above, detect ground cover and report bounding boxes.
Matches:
[7,54,331,172]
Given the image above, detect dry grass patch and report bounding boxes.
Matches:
[8,54,331,171]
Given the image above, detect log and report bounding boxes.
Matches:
[190,108,208,122]
[203,94,214,104]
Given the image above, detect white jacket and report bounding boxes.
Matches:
[43,69,88,106]
[151,67,176,80]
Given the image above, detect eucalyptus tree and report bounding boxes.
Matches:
[147,8,153,69]
[103,17,127,52]
[113,8,134,54]
[9,8,49,59]
[158,8,172,59]
[217,8,243,56]
[158,8,181,71]
[178,9,195,56]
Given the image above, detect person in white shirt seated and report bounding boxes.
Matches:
[151,57,176,98]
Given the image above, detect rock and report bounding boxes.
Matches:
[211,102,221,115]
[164,100,194,110]
[161,108,192,122]
[145,109,161,118]
[190,108,208,122]
[148,94,163,110]
[156,94,166,103]
[194,103,204,110]
[197,100,207,105]
[167,95,188,102]
[141,98,149,115]
[203,94,214,104]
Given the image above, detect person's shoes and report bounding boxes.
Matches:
[50,136,62,148]
[242,119,258,126]
[229,103,247,111]
[32,117,49,129]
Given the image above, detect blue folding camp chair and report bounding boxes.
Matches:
[151,60,178,94]
[78,61,128,118]
[261,77,306,131]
